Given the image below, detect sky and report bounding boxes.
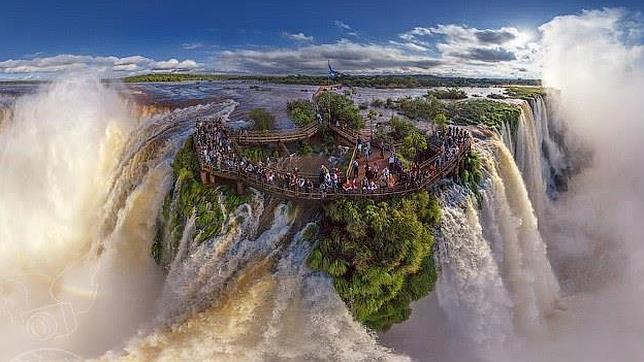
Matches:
[0,0,642,79]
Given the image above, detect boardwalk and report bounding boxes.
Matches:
[230,121,321,145]
[195,119,472,201]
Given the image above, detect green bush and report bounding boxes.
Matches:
[426,88,468,100]
[504,86,546,100]
[397,96,445,121]
[308,191,442,331]
[448,99,520,132]
[460,150,484,205]
[287,99,316,127]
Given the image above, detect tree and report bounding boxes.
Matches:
[433,112,449,128]
[401,131,428,160]
[316,92,365,129]
[287,99,315,127]
[249,108,275,131]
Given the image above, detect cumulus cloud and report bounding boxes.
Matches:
[0,22,543,79]
[463,47,517,62]
[475,29,517,44]
[282,32,314,42]
[214,40,443,74]
[0,54,200,77]
[212,22,540,77]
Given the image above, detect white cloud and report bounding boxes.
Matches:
[0,22,547,79]
[0,54,201,78]
[182,42,204,50]
[211,22,542,78]
[282,32,314,42]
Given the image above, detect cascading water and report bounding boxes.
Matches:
[0,75,403,361]
[118,203,406,361]
[502,96,570,219]
[393,137,561,361]
[434,185,514,361]
[478,139,560,330]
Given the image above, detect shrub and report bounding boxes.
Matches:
[249,108,275,131]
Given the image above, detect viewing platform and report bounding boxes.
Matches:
[194,118,472,202]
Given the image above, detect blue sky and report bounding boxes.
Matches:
[0,0,642,79]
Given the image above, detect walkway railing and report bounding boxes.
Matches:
[230,121,321,145]
[198,138,471,201]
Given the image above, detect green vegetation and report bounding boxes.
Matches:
[426,88,468,100]
[460,151,484,205]
[249,108,275,131]
[504,86,546,100]
[397,96,445,122]
[240,146,266,162]
[122,73,539,88]
[123,73,225,83]
[449,99,521,132]
[389,117,429,161]
[433,113,449,128]
[152,137,248,267]
[315,92,364,129]
[308,191,442,331]
[287,99,316,127]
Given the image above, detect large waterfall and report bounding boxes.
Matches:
[504,96,569,219]
[430,137,560,361]
[0,77,403,361]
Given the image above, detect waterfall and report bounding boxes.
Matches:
[513,101,549,218]
[479,139,560,329]
[504,96,570,218]
[432,138,560,360]
[119,215,407,361]
[0,76,403,360]
[0,76,236,359]
[531,95,568,196]
[435,185,515,361]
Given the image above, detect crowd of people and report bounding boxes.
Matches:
[195,119,470,197]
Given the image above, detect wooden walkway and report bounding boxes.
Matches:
[197,133,471,201]
[230,121,321,145]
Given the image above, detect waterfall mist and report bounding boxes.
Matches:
[511,8,644,361]
[0,74,230,359]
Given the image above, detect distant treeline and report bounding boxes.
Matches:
[122,73,540,88]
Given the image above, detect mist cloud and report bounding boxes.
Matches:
[514,7,644,362]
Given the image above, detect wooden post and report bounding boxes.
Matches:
[201,169,209,185]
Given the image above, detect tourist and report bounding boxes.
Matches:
[352,159,359,179]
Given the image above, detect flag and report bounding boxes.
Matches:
[328,60,338,78]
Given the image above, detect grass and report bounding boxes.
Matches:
[504,86,546,99]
